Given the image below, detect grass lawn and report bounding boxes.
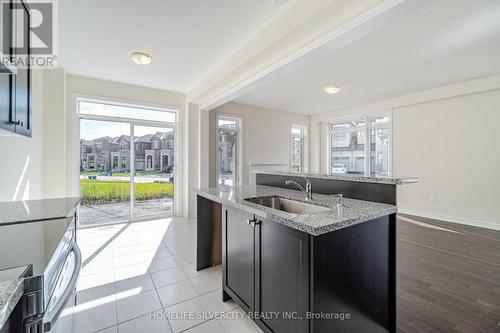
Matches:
[80,179,173,205]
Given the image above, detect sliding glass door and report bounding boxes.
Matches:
[132,125,175,219]
[79,119,131,225]
[78,100,177,226]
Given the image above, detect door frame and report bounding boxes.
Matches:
[75,97,180,225]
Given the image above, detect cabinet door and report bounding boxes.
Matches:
[223,207,256,312]
[256,219,310,333]
[0,1,14,133]
[13,0,31,136]
[0,74,14,133]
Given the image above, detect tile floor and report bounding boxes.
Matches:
[57,217,263,333]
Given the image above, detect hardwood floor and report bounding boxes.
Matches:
[397,214,500,332]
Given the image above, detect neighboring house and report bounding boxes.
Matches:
[331,132,365,175]
[330,131,389,175]
[81,131,174,172]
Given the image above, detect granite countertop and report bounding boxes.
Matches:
[196,185,397,236]
[0,197,80,226]
[255,170,418,185]
[0,266,29,329]
[0,279,23,328]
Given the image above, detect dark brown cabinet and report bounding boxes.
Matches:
[222,204,396,333]
[222,206,310,333]
[256,219,310,333]
[0,0,32,137]
[222,207,256,312]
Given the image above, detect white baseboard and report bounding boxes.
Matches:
[397,209,500,231]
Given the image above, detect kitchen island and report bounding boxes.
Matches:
[196,171,417,333]
[196,182,405,333]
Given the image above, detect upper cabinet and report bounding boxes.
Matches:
[0,0,32,137]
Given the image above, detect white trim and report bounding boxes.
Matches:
[129,124,135,218]
[398,209,500,231]
[199,110,209,188]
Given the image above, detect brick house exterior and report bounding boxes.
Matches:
[81,131,174,173]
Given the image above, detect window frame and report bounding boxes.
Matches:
[77,98,178,123]
[327,111,392,177]
[290,124,307,173]
[216,114,243,186]
[75,96,180,222]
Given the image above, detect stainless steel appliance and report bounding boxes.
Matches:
[0,209,81,333]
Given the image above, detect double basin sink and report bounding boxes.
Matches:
[245,196,331,215]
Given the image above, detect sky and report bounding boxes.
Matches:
[80,120,174,140]
[79,102,175,140]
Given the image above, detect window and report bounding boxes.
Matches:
[77,99,178,226]
[334,133,346,140]
[291,126,306,172]
[78,100,177,123]
[328,113,391,177]
[217,116,241,186]
[370,128,390,176]
[218,119,238,129]
[330,130,365,175]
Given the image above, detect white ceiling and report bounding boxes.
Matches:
[234,0,500,114]
[58,0,293,93]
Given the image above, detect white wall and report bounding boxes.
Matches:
[43,68,67,198]
[310,75,500,230]
[0,70,45,202]
[393,90,500,229]
[185,103,200,218]
[0,70,204,219]
[209,102,310,186]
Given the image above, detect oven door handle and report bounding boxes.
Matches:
[43,243,82,332]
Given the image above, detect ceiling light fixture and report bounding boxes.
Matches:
[272,0,288,5]
[129,52,153,65]
[324,85,342,95]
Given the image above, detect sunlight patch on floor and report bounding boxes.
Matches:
[399,216,464,235]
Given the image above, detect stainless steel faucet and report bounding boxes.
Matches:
[333,194,344,207]
[285,178,313,200]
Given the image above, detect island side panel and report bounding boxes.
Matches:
[310,214,396,333]
[196,195,222,271]
[255,173,396,205]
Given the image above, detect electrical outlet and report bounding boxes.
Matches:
[430,195,437,203]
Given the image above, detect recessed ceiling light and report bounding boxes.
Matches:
[129,52,153,65]
[324,85,342,95]
[272,0,288,5]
